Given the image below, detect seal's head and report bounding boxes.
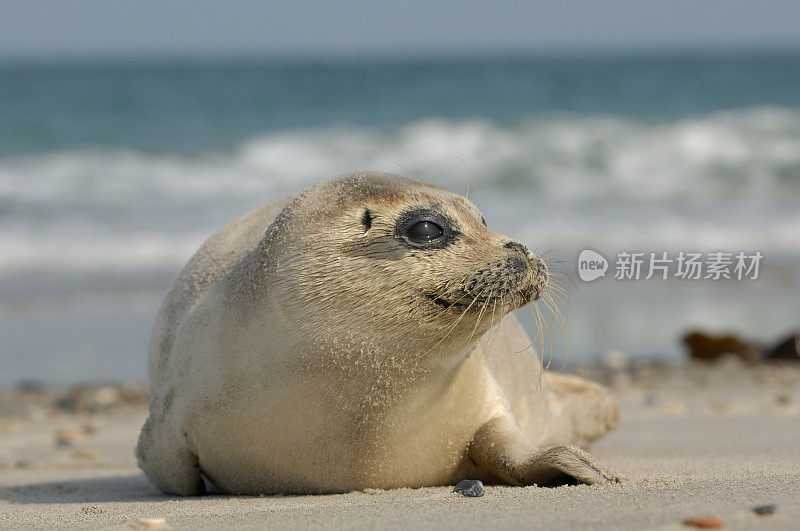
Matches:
[259,173,547,357]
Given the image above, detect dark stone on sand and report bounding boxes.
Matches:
[453,479,485,497]
[763,333,800,362]
[682,329,800,364]
[681,331,760,363]
[753,504,777,515]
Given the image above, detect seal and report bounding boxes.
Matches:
[136,172,620,495]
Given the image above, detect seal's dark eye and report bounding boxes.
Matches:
[406,221,443,243]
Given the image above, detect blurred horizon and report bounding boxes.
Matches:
[2,46,800,66]
[1,1,799,60]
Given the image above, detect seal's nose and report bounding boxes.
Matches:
[504,240,548,303]
[503,241,529,256]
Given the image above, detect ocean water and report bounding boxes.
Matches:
[2,52,799,384]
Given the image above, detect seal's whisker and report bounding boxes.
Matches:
[513,342,535,354]
[548,288,572,308]
[547,277,574,302]
[421,288,482,357]
[537,248,558,256]
[543,271,578,316]
[547,267,577,285]
[530,302,544,365]
[477,305,496,361]
[424,269,489,355]
[548,273,578,294]
[529,302,547,386]
[474,288,496,340]
[478,289,505,361]
[458,156,473,200]
[545,282,573,312]
[541,292,570,369]
[547,273,570,286]
[542,289,569,336]
[545,280,579,320]
[527,304,541,349]
[536,298,554,373]
[546,279,570,296]
[468,288,494,344]
[544,262,572,274]
[547,269,572,280]
[389,160,413,176]
[547,270,574,283]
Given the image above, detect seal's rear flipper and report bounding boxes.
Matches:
[544,372,620,447]
[136,414,205,496]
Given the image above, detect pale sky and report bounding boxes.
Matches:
[1,0,799,59]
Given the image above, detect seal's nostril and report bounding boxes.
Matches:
[504,241,529,255]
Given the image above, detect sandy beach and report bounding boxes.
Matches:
[1,360,798,530]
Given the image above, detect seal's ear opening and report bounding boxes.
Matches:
[361,209,374,231]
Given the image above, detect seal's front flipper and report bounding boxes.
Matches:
[514,445,621,486]
[469,416,622,487]
[136,414,205,496]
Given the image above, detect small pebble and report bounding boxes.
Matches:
[682,516,723,528]
[453,479,485,497]
[753,504,777,515]
[133,518,167,528]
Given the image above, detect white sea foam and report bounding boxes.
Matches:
[1,107,799,274]
[0,233,207,274]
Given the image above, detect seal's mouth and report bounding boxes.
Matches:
[426,294,487,312]
[425,286,538,313]
[424,250,547,314]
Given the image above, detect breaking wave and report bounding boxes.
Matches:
[1,106,799,273]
